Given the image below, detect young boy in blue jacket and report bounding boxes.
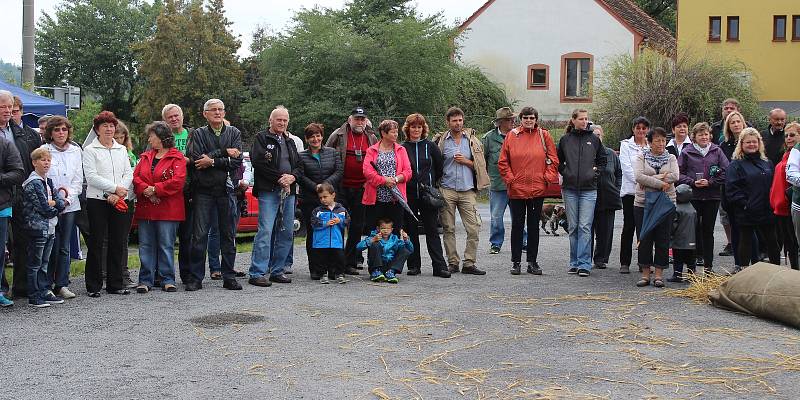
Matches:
[310,183,350,284]
[357,218,414,283]
[23,148,66,308]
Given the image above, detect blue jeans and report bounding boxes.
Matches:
[208,191,240,273]
[562,189,597,270]
[250,190,295,277]
[48,211,77,290]
[0,217,9,294]
[27,232,55,302]
[489,190,526,248]
[138,220,179,286]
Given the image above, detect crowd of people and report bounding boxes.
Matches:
[0,89,798,307]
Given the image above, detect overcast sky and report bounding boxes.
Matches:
[2,0,487,66]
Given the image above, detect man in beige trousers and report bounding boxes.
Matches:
[435,107,490,275]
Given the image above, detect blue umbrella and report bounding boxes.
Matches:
[639,191,676,242]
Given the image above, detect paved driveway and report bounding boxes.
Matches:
[2,203,798,399]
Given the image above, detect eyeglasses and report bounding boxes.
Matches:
[521,116,537,120]
[52,127,69,132]
[11,109,21,114]
[206,107,225,113]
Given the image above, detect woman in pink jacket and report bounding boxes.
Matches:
[362,120,412,234]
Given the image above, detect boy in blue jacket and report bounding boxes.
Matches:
[23,148,66,308]
[310,183,350,284]
[357,218,414,283]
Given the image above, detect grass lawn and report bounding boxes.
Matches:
[3,233,308,283]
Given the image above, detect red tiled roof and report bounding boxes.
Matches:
[597,0,676,56]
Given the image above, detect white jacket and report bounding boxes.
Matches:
[41,142,83,213]
[619,137,649,196]
[82,137,133,201]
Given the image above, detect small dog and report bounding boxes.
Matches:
[541,203,567,236]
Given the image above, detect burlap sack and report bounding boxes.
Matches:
[709,262,800,329]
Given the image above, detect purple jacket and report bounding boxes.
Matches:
[677,143,729,201]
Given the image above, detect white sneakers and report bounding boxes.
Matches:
[58,287,77,299]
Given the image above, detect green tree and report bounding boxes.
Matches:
[634,0,676,33]
[135,0,243,134]
[241,0,509,141]
[35,0,162,119]
[67,98,103,144]
[0,60,21,85]
[593,51,762,148]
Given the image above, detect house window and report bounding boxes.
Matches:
[709,16,721,41]
[793,15,800,41]
[527,64,549,90]
[727,16,740,41]
[774,16,787,41]
[560,52,593,103]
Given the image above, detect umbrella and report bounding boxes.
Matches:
[370,161,419,223]
[275,188,289,231]
[638,190,676,242]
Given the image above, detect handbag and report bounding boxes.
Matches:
[417,142,446,209]
[538,128,562,198]
[420,182,446,209]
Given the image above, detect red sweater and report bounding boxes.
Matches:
[342,129,371,188]
[770,151,791,216]
[133,148,187,221]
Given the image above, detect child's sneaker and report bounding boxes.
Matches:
[44,292,65,304]
[370,270,386,282]
[0,294,13,307]
[384,270,399,284]
[320,276,330,284]
[336,274,348,284]
[28,299,51,308]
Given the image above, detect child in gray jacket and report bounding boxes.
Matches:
[669,184,696,282]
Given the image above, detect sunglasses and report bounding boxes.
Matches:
[521,116,537,120]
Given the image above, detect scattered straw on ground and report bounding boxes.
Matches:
[664,272,730,304]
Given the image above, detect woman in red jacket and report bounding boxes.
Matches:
[362,120,412,234]
[769,124,799,269]
[133,122,187,292]
[497,106,559,275]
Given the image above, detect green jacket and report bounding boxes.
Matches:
[482,127,507,191]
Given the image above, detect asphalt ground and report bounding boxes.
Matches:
[1,203,798,399]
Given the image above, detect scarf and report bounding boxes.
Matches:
[643,147,670,173]
[693,143,710,157]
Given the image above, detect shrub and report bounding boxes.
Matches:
[593,51,763,149]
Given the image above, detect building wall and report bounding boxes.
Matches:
[457,0,635,120]
[677,0,800,104]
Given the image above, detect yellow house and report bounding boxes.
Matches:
[677,0,800,113]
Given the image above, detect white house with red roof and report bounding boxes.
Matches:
[456,0,675,120]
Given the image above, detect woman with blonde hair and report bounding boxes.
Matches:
[769,122,800,269]
[725,127,780,271]
[781,122,800,270]
[677,122,728,275]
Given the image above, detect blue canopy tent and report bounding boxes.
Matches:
[0,78,67,128]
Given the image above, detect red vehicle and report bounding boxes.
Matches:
[131,153,299,235]
[237,154,258,232]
